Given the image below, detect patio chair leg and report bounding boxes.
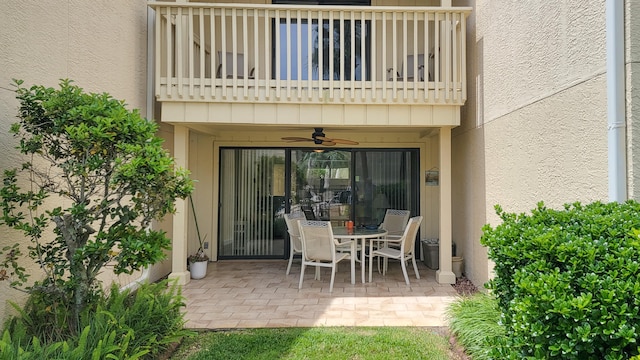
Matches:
[298,263,306,289]
[286,248,294,275]
[411,257,420,279]
[400,259,410,285]
[315,266,320,280]
[368,251,374,283]
[329,266,336,293]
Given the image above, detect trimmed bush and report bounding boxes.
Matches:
[481,201,640,359]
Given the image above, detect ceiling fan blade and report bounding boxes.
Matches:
[315,136,359,145]
[320,140,336,146]
[331,138,359,145]
[281,137,313,142]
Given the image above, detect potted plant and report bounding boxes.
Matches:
[188,194,209,279]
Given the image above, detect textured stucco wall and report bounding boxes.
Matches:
[627,0,640,201]
[0,0,149,325]
[455,0,609,288]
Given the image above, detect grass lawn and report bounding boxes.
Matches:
[169,327,459,359]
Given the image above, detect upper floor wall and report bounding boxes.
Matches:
[149,2,471,107]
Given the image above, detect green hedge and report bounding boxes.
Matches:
[481,201,640,359]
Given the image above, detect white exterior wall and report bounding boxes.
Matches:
[0,1,153,325]
[454,0,609,288]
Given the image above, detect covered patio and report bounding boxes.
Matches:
[181,260,458,329]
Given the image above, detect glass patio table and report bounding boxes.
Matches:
[333,227,388,284]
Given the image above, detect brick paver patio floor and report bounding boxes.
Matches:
[181,259,458,329]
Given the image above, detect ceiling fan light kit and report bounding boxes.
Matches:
[281,127,359,146]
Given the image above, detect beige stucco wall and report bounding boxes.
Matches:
[455,0,609,288]
[0,0,151,325]
[627,0,640,200]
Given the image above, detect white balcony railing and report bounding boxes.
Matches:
[149,2,470,105]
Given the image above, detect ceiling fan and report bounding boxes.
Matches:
[282,128,359,146]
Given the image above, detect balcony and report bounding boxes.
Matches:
[150,3,470,107]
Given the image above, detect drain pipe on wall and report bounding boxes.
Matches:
[606,0,627,202]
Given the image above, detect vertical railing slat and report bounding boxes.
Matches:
[231,8,238,98]
[307,9,313,100]
[424,10,429,101]
[264,8,271,101]
[381,11,387,101]
[402,11,407,102]
[318,10,324,99]
[392,11,397,101]
[253,8,259,100]
[452,12,458,102]
[243,8,249,98]
[198,8,205,98]
[155,7,162,99]
[461,12,467,101]
[188,7,194,97]
[221,9,227,99]
[275,9,281,99]
[329,10,334,101]
[210,7,216,101]
[445,11,451,101]
[286,10,292,99]
[176,7,184,97]
[361,10,366,101]
[371,10,377,101]
[434,12,440,101]
[412,11,418,101]
[340,11,345,101]
[296,10,302,100]
[350,10,355,101]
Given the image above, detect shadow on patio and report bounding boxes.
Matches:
[181,260,458,329]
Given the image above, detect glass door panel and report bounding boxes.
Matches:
[290,149,352,226]
[218,149,287,258]
[353,150,416,227]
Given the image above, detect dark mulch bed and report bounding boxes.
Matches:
[451,276,479,296]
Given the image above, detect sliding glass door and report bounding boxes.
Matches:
[218,148,418,259]
[218,149,287,258]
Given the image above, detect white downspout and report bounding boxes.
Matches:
[606,0,627,202]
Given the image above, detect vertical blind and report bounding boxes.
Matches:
[219,149,285,257]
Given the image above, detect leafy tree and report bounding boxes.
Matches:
[0,79,192,334]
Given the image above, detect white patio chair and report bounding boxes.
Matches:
[379,209,411,241]
[284,212,306,275]
[369,216,423,285]
[298,220,350,293]
[373,209,411,271]
[387,54,425,81]
[216,51,254,79]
